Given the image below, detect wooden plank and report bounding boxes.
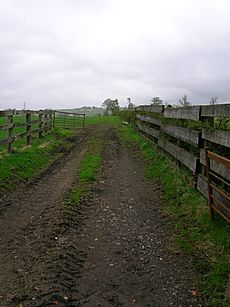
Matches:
[32,127,44,134]
[0,110,14,117]
[201,104,230,117]
[14,110,25,115]
[164,106,200,120]
[14,132,27,139]
[26,113,32,145]
[136,105,164,113]
[15,110,40,115]
[7,114,14,153]
[55,111,84,116]
[38,113,43,138]
[161,124,200,147]
[31,110,44,115]
[136,114,162,126]
[200,149,230,181]
[0,123,13,131]
[14,122,26,128]
[197,174,209,198]
[30,119,40,125]
[136,123,160,138]
[202,129,230,147]
[158,138,198,172]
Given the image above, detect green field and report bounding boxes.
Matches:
[85,115,121,125]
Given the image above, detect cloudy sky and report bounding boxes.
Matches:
[0,0,230,110]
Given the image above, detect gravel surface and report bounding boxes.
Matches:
[0,126,206,306]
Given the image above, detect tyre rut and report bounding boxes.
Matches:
[0,126,206,306]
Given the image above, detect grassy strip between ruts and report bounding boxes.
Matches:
[120,124,230,306]
[0,128,77,192]
[69,116,121,205]
[69,134,103,206]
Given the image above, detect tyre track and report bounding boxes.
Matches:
[0,126,206,306]
[0,130,91,306]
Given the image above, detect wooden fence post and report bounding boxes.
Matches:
[53,111,56,129]
[39,111,43,139]
[48,112,52,132]
[134,107,137,126]
[7,113,14,153]
[26,112,32,145]
[44,112,48,133]
[83,114,85,129]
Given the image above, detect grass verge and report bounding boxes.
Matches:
[70,134,103,206]
[120,124,230,306]
[0,128,77,192]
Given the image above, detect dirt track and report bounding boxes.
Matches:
[0,126,205,306]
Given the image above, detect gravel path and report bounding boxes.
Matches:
[0,126,205,306]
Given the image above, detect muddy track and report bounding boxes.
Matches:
[0,126,206,306]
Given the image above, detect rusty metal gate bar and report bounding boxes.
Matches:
[205,149,230,223]
[53,111,85,129]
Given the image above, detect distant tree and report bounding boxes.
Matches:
[127,102,135,109]
[125,97,134,109]
[178,94,190,107]
[102,98,120,115]
[151,97,163,105]
[210,96,218,105]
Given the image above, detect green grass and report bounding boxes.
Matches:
[0,128,77,191]
[85,115,121,126]
[70,135,103,206]
[70,116,121,206]
[120,124,230,306]
[79,154,102,182]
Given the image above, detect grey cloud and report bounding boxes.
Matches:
[0,0,230,109]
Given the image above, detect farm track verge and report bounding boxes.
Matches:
[0,124,207,306]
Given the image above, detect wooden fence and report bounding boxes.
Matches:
[0,109,53,153]
[0,109,87,154]
[135,103,230,222]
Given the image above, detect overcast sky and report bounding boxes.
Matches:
[0,0,230,109]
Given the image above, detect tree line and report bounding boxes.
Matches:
[101,95,220,115]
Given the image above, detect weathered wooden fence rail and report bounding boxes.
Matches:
[0,109,53,153]
[0,109,86,154]
[135,103,230,223]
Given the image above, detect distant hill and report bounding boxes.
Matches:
[57,106,105,117]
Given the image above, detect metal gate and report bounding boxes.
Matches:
[53,111,85,129]
[205,149,230,223]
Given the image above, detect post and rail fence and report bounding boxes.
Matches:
[133,103,230,223]
[0,109,85,154]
